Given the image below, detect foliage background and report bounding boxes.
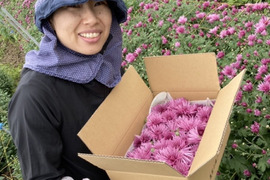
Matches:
[0,0,270,179]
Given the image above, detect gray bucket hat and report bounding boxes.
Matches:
[35,0,127,32]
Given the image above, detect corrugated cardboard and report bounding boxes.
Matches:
[78,53,245,180]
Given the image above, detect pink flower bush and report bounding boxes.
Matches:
[126,98,213,176]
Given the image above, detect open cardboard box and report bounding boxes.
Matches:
[78,53,245,180]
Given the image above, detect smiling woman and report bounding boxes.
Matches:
[50,1,112,55]
[7,0,127,180]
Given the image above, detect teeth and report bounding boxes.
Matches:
[80,33,100,38]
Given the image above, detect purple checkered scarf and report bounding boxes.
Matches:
[24,16,123,87]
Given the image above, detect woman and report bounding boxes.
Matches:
[8,0,127,179]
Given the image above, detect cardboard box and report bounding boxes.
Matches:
[78,53,245,180]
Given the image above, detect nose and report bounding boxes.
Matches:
[81,5,99,26]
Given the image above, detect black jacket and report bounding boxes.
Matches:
[8,68,111,180]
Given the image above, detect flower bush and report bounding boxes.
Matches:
[126,97,213,176]
[0,0,269,179]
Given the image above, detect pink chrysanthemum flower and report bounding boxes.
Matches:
[178,15,187,24]
[264,74,270,82]
[209,26,219,35]
[251,121,260,134]
[257,81,270,93]
[148,124,170,141]
[127,143,153,160]
[177,116,201,133]
[235,90,243,103]
[133,130,152,148]
[187,128,202,145]
[154,147,182,166]
[207,14,220,23]
[146,113,163,127]
[153,138,168,150]
[174,160,190,176]
[151,103,168,114]
[168,136,187,150]
[176,25,186,34]
[125,53,136,63]
[166,121,179,133]
[196,106,213,123]
[258,65,268,75]
[161,110,177,122]
[196,12,206,19]
[222,65,237,79]
[170,99,198,116]
[243,82,253,92]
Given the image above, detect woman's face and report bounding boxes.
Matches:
[50,0,112,55]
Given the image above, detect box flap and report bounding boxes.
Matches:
[78,66,153,156]
[78,153,182,177]
[144,53,220,100]
[188,69,246,175]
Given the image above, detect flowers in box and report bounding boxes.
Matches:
[126,93,214,176]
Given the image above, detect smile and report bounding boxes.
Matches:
[79,32,100,38]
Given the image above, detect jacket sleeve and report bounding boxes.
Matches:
[8,83,64,180]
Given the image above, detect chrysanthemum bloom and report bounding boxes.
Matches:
[125,53,136,63]
[232,143,238,149]
[207,14,220,23]
[176,25,186,34]
[127,7,133,14]
[149,124,170,140]
[238,30,246,39]
[217,51,225,59]
[196,12,206,19]
[177,116,202,133]
[178,15,187,24]
[196,106,212,123]
[254,109,261,116]
[187,128,202,144]
[251,121,260,134]
[235,90,243,103]
[222,65,237,79]
[175,42,181,47]
[167,136,187,149]
[245,21,253,28]
[161,36,168,44]
[264,74,270,82]
[255,96,262,103]
[154,147,182,167]
[257,81,270,93]
[227,27,236,35]
[248,34,256,41]
[219,29,228,39]
[154,139,168,150]
[158,20,164,27]
[243,82,253,92]
[258,65,268,75]
[127,29,132,36]
[243,169,251,177]
[151,102,168,114]
[162,110,177,122]
[147,113,164,127]
[127,142,153,160]
[132,131,151,148]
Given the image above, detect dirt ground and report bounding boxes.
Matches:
[0,40,25,68]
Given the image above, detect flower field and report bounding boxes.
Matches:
[0,0,270,179]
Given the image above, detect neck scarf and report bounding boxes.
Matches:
[24,16,123,88]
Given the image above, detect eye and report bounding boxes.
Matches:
[66,4,83,8]
[94,1,108,7]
